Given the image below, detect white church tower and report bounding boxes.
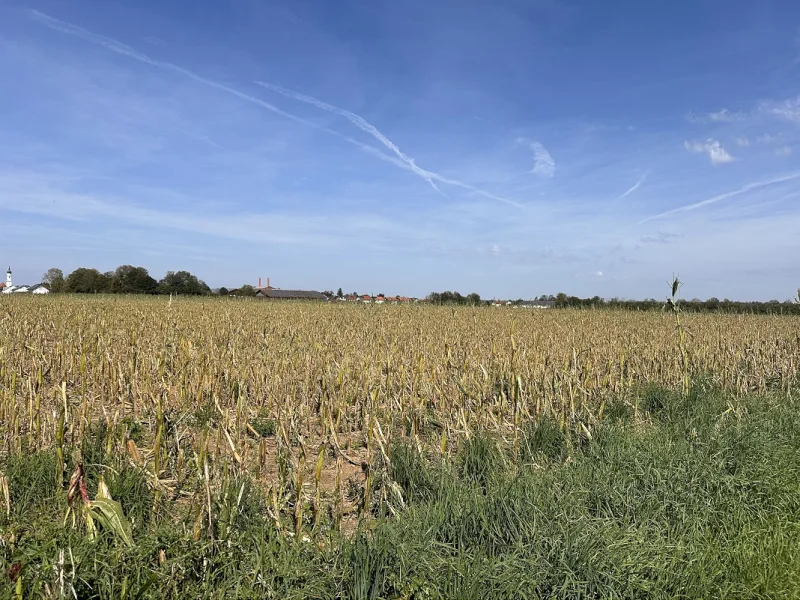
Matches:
[6,267,11,288]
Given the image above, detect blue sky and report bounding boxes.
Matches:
[1,0,799,300]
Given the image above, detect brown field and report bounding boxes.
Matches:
[1,295,798,526]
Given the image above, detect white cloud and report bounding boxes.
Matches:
[710,109,733,121]
[776,145,792,156]
[594,271,603,277]
[516,139,555,178]
[684,139,735,165]
[735,137,750,147]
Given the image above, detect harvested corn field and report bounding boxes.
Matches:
[1,295,799,598]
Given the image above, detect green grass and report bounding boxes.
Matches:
[2,386,800,598]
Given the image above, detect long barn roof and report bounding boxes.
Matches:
[256,288,327,300]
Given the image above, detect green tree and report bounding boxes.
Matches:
[467,292,481,305]
[337,288,343,298]
[42,268,65,293]
[109,265,157,294]
[217,287,229,296]
[64,268,111,293]
[238,284,256,296]
[158,271,211,295]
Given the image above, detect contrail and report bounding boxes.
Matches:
[638,171,800,224]
[617,171,649,201]
[255,81,448,198]
[256,82,523,208]
[29,10,522,208]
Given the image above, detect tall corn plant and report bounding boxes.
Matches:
[665,276,691,396]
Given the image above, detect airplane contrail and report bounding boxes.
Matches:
[617,171,649,201]
[255,82,524,208]
[638,171,800,224]
[254,82,448,197]
[29,10,522,208]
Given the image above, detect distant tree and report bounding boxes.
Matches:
[158,271,211,295]
[337,288,343,298]
[322,290,334,298]
[426,292,442,303]
[42,268,65,293]
[109,265,157,294]
[217,287,229,296]
[64,268,110,293]
[467,292,481,305]
[238,284,256,296]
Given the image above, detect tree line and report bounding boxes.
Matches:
[35,269,800,313]
[42,266,213,296]
[425,291,484,305]
[553,293,800,315]
[423,290,800,314]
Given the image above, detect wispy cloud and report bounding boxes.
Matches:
[775,145,792,156]
[0,168,443,248]
[684,138,735,165]
[687,108,742,123]
[756,133,782,145]
[735,137,750,147]
[640,171,800,223]
[617,170,649,200]
[640,231,682,244]
[530,142,556,178]
[27,9,524,209]
[689,96,800,129]
[516,138,555,178]
[761,96,800,124]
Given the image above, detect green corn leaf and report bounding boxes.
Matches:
[89,498,134,547]
[671,276,681,298]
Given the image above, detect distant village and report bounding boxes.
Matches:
[235,278,555,308]
[0,267,557,307]
[0,267,49,295]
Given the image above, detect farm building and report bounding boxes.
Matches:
[518,300,555,309]
[250,277,327,301]
[255,287,327,301]
[493,299,555,308]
